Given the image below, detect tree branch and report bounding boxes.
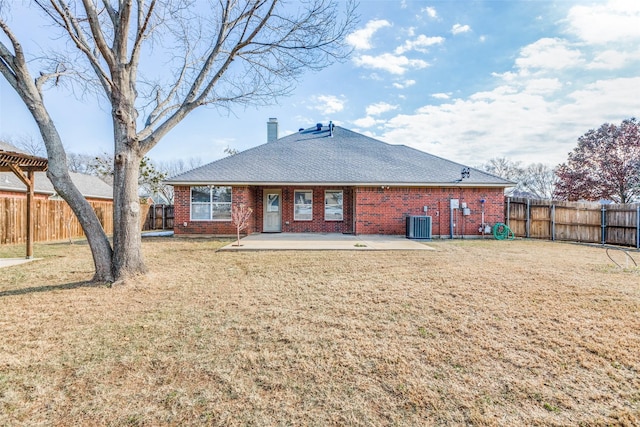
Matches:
[79,0,116,68]
[101,0,118,26]
[0,40,19,91]
[130,0,155,68]
[48,0,114,96]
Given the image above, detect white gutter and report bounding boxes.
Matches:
[163,181,514,188]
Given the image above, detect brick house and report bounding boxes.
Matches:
[165,120,512,238]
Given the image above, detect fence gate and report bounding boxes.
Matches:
[143,204,174,231]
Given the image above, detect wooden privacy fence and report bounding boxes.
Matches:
[506,197,640,248]
[1,197,113,245]
[142,204,174,231]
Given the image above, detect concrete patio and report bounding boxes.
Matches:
[218,233,434,251]
[0,258,41,269]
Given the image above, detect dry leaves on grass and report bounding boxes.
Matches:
[0,238,638,426]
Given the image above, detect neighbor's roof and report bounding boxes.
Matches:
[0,141,27,153]
[0,171,113,200]
[0,141,48,173]
[165,124,513,187]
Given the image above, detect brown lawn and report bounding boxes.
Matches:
[0,238,638,426]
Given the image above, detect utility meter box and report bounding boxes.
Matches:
[450,199,459,209]
[462,208,471,216]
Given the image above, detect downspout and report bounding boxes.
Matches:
[352,187,357,235]
[438,200,441,238]
[449,198,454,239]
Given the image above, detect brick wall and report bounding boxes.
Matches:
[258,186,353,234]
[174,185,505,237]
[354,187,505,236]
[174,186,256,236]
[175,185,354,235]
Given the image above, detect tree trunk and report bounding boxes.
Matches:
[19,82,114,282]
[111,129,147,281]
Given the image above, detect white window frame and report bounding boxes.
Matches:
[294,190,313,221]
[324,190,343,221]
[190,186,232,221]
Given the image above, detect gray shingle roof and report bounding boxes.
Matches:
[0,171,113,200]
[165,124,512,187]
[0,141,27,154]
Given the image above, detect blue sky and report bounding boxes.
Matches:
[1,0,639,168]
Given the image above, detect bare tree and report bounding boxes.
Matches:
[231,203,253,247]
[0,1,356,282]
[480,157,557,199]
[522,163,557,199]
[156,157,204,204]
[0,14,113,281]
[66,152,98,174]
[481,157,525,182]
[4,134,47,157]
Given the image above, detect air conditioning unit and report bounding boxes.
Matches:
[406,216,432,239]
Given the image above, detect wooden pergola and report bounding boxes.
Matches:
[0,148,48,258]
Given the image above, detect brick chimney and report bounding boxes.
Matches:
[267,118,278,143]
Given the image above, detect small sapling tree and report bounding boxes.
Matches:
[232,204,253,247]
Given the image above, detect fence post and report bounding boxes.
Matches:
[506,197,510,227]
[601,204,606,245]
[526,198,530,238]
[551,204,555,241]
[163,204,167,230]
[636,205,640,249]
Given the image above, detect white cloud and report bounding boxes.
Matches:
[353,116,382,128]
[392,79,417,89]
[431,93,451,99]
[395,34,445,54]
[310,95,345,114]
[560,77,640,123]
[566,1,640,44]
[366,102,398,116]
[346,19,392,50]
[523,78,563,95]
[586,50,633,70]
[515,38,584,72]
[378,74,640,166]
[422,6,438,19]
[353,53,429,75]
[451,24,471,35]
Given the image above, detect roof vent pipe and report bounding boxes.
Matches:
[316,123,322,131]
[329,121,334,137]
[267,118,278,143]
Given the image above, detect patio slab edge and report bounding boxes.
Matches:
[218,234,433,251]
